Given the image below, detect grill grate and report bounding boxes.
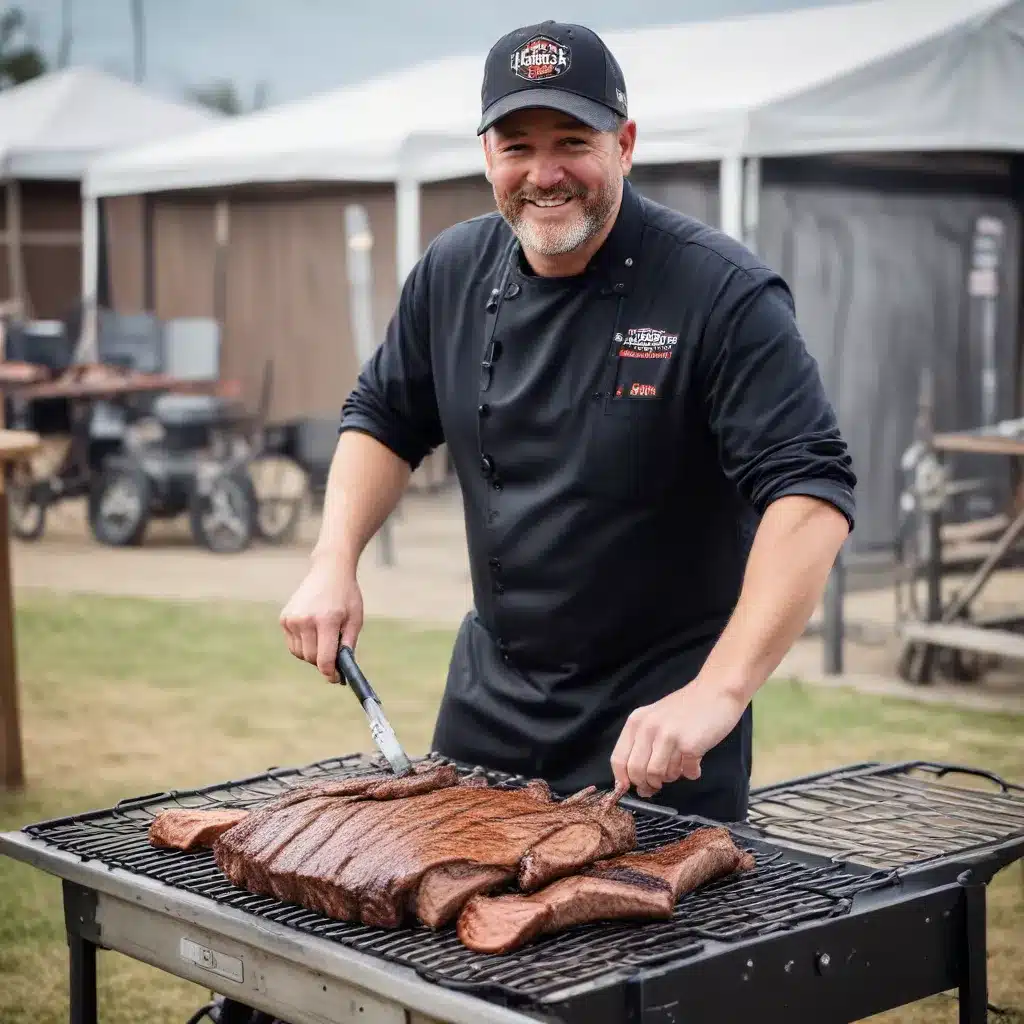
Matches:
[23,754,898,1006]
[747,761,1024,872]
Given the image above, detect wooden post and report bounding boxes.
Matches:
[0,478,22,789]
[0,429,41,790]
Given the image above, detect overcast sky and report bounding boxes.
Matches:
[12,0,853,107]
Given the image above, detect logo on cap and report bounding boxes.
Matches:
[510,36,571,81]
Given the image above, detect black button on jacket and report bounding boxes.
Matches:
[340,180,856,820]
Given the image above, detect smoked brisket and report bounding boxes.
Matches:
[150,767,754,952]
[198,764,634,929]
[457,826,756,954]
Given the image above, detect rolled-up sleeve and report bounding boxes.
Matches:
[338,247,444,471]
[697,266,857,530]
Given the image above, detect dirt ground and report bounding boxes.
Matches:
[11,484,1024,714]
[11,487,474,625]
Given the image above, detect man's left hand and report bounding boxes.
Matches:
[610,681,748,799]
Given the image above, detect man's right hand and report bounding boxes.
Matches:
[279,556,364,682]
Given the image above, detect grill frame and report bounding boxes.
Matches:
[17,753,903,1012]
[3,755,1021,1024]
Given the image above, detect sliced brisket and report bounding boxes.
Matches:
[210,770,634,928]
[148,808,249,851]
[457,826,756,954]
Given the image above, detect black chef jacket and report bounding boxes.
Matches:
[339,178,856,823]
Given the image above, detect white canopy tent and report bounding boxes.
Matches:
[82,0,1023,298]
[0,65,220,180]
[0,65,219,325]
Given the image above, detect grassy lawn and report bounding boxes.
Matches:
[0,590,1021,1024]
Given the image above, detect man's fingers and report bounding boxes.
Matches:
[666,749,686,784]
[315,614,344,681]
[680,755,702,782]
[625,723,655,797]
[610,712,642,790]
[340,605,363,654]
[282,624,303,661]
[644,733,675,795]
[295,618,319,667]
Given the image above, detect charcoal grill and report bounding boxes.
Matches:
[2,755,1022,1024]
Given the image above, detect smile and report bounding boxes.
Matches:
[528,197,572,208]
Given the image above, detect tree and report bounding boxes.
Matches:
[187,79,269,116]
[0,6,47,89]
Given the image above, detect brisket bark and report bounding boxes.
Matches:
[205,765,635,928]
[457,827,756,954]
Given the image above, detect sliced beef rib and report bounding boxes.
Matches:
[457,826,756,954]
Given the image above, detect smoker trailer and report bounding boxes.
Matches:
[2,755,1022,1024]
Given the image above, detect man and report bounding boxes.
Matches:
[280,20,855,822]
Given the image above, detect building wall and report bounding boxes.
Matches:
[630,163,720,226]
[420,175,495,248]
[1,180,81,319]
[220,185,397,424]
[102,194,146,313]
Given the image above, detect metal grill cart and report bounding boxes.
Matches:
[2,755,1022,1024]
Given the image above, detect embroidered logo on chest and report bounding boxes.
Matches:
[619,327,678,359]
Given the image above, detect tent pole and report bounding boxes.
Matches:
[718,155,743,242]
[395,174,421,286]
[77,191,100,362]
[742,157,761,254]
[5,179,27,317]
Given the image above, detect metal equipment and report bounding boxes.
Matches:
[2,754,1021,1024]
[895,413,1024,684]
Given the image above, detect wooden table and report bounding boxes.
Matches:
[0,361,50,387]
[0,427,41,789]
[12,363,242,402]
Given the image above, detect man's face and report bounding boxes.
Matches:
[483,108,636,258]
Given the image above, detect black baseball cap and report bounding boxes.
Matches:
[477,21,628,136]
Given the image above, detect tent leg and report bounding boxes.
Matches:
[395,175,421,286]
[5,179,27,317]
[742,156,760,254]
[77,192,100,361]
[719,155,743,240]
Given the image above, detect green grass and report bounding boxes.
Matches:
[0,591,1021,1024]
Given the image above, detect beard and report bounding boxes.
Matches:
[495,172,620,257]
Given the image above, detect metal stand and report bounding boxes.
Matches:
[64,881,99,1024]
[69,933,98,1024]
[957,879,988,1024]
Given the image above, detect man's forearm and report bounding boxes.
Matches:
[311,430,412,573]
[695,494,850,702]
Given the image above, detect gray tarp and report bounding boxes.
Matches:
[746,1,1024,157]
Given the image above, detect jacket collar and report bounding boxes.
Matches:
[590,177,644,297]
[510,178,645,296]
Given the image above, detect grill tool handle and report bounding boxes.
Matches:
[336,645,381,705]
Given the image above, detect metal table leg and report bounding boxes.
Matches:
[69,932,98,1024]
[958,879,988,1024]
[63,881,100,1024]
